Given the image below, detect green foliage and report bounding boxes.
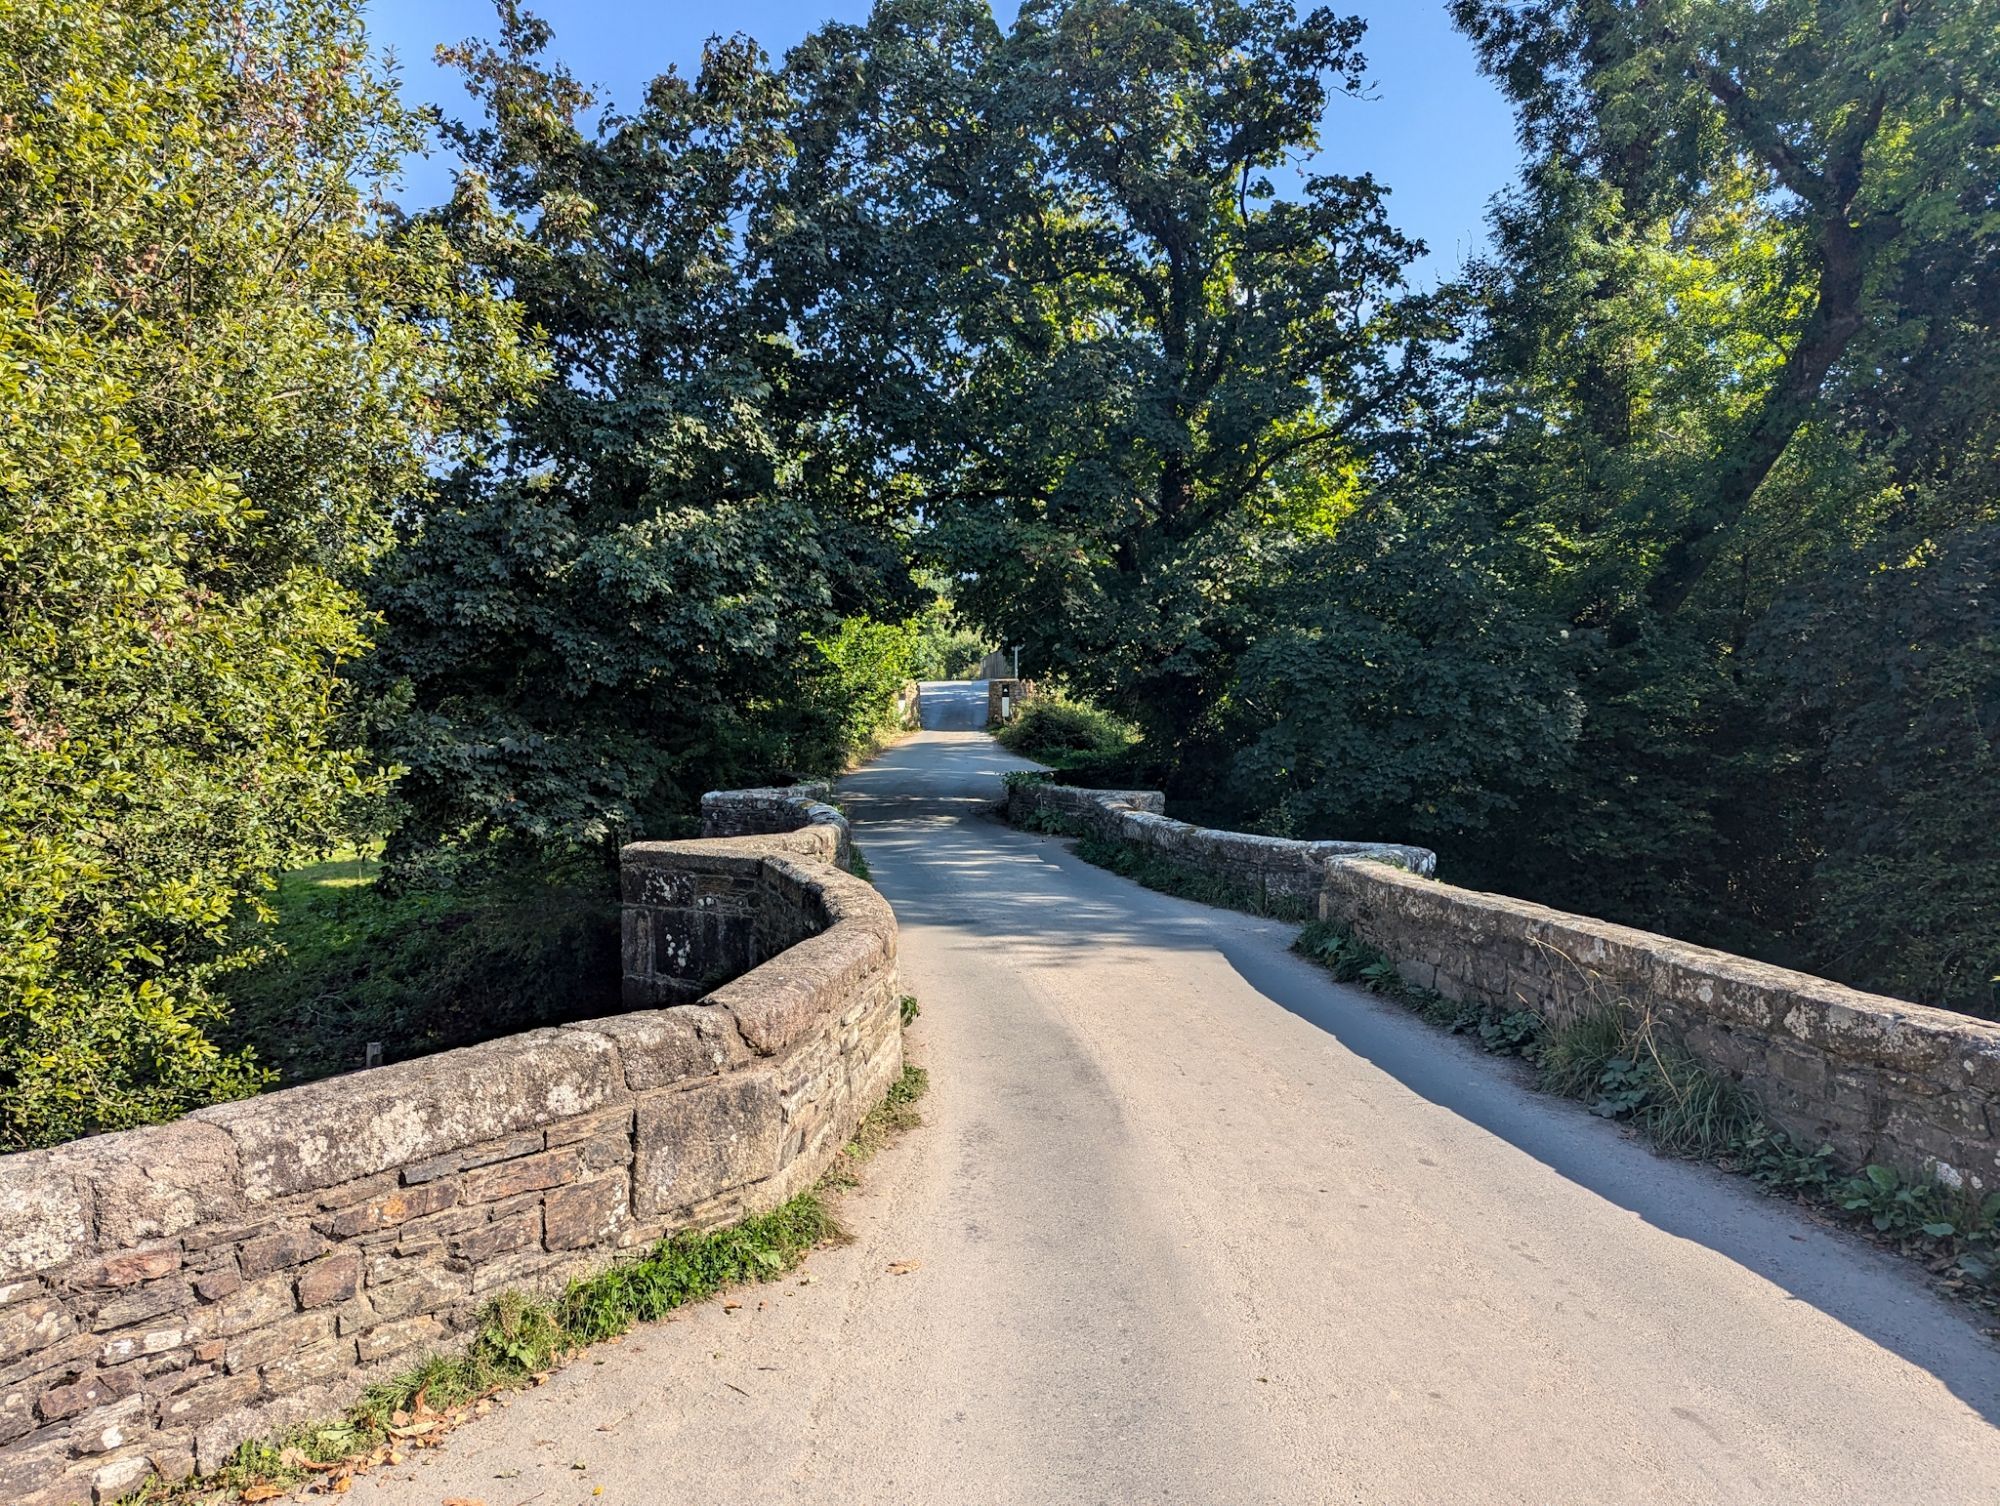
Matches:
[776,0,1436,748]
[1229,499,1583,844]
[365,9,919,868]
[1072,834,1310,922]
[0,0,531,1148]
[995,696,1141,770]
[1293,920,1543,1045]
[900,993,921,1026]
[217,861,619,1086]
[791,618,920,774]
[906,597,988,681]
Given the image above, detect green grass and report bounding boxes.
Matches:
[1293,918,2000,1300]
[121,1049,932,1505]
[849,842,872,882]
[219,861,620,1084]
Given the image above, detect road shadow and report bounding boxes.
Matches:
[844,755,2000,1433]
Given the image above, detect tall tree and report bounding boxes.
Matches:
[1453,0,2000,620]
[777,0,1435,748]
[367,6,920,864]
[0,0,530,1147]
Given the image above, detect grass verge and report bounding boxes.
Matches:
[120,1058,931,1504]
[1294,919,2000,1307]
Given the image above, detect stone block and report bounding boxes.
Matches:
[294,1252,361,1311]
[634,1072,785,1216]
[238,1227,327,1279]
[222,1312,334,1377]
[358,1267,464,1324]
[544,1179,627,1252]
[0,1430,70,1505]
[52,1121,244,1253]
[313,1180,458,1240]
[209,1273,298,1338]
[457,1149,581,1205]
[0,1300,72,1368]
[448,1209,541,1266]
[71,1392,143,1454]
[37,1367,139,1423]
[194,1029,626,1201]
[72,1247,179,1291]
[572,1010,747,1091]
[353,1315,443,1365]
[0,1155,90,1285]
[401,1131,544,1187]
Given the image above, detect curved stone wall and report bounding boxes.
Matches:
[1010,779,2000,1194]
[1007,780,1436,902]
[0,799,899,1506]
[1321,860,2000,1193]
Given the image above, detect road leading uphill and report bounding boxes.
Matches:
[367,685,2000,1505]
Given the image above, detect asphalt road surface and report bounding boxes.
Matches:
[363,683,2000,1506]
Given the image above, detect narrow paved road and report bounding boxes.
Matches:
[369,685,2000,1505]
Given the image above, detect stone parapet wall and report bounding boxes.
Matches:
[1009,779,2000,1193]
[1319,861,2000,1193]
[1007,781,1436,902]
[0,809,898,1506]
[986,678,1035,726]
[699,784,850,866]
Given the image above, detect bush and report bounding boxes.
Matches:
[217,860,620,1085]
[995,696,1139,767]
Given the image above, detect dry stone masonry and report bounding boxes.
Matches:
[1008,780,1436,904]
[1010,780,2000,1194]
[0,788,900,1506]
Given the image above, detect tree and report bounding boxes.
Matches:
[1452,0,2000,621]
[367,6,920,865]
[775,0,1435,750]
[1419,0,2000,1002]
[0,0,531,1147]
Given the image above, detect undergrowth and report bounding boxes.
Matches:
[1071,834,1312,922]
[993,695,1140,772]
[219,861,620,1085]
[123,1047,931,1504]
[1294,920,2000,1299]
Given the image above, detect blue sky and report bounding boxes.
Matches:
[364,1,1523,286]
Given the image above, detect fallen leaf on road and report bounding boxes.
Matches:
[238,1489,285,1503]
[887,1260,921,1275]
[441,1499,487,1506]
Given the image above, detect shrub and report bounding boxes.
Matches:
[996,696,1139,766]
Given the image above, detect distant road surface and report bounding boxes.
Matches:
[365,692,2000,1505]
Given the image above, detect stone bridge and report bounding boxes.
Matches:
[1,679,1997,1503]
